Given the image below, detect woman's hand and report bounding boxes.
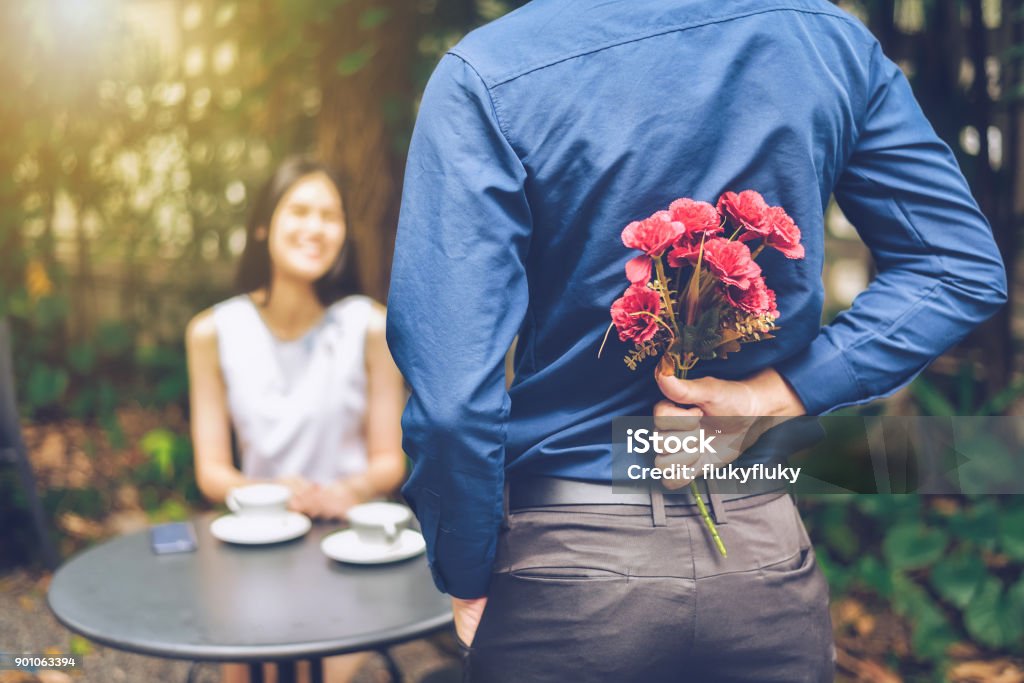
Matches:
[278,476,322,515]
[279,478,365,520]
[314,481,364,520]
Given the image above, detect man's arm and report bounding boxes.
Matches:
[386,53,531,598]
[774,38,1007,415]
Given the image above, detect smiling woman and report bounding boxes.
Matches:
[235,158,360,309]
[184,156,408,683]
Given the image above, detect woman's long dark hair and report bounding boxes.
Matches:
[236,155,362,307]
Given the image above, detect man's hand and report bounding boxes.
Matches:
[651,364,806,489]
[452,596,488,648]
[655,361,806,418]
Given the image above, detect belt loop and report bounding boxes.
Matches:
[706,479,728,525]
[649,485,667,527]
[502,477,511,530]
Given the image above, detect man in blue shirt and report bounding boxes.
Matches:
[387,1,1006,679]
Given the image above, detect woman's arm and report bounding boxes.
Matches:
[186,310,248,504]
[319,303,408,517]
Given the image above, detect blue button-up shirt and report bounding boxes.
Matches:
[386,0,1007,597]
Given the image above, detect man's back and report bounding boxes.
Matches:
[388,0,1004,598]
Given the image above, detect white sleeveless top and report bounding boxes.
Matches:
[212,294,375,485]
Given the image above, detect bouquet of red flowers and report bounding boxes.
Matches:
[604,190,804,379]
[603,190,804,556]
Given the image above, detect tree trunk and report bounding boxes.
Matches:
[315,0,418,302]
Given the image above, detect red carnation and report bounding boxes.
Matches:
[761,206,805,259]
[701,238,762,290]
[625,256,652,284]
[621,211,685,257]
[717,190,770,234]
[669,198,723,237]
[726,276,779,318]
[666,237,701,268]
[611,284,662,343]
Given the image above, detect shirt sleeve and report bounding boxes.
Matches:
[775,39,1007,416]
[385,53,531,598]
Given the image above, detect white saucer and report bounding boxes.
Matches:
[320,529,426,565]
[210,511,312,545]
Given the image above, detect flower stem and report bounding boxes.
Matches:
[685,234,707,326]
[690,481,727,557]
[653,257,679,333]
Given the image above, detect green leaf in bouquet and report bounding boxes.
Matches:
[882,523,948,571]
[680,307,722,359]
[667,336,683,358]
[713,328,743,357]
[929,552,986,609]
[964,577,1024,649]
[680,324,697,354]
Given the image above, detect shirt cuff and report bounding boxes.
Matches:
[405,483,497,598]
[429,538,494,598]
[774,332,864,416]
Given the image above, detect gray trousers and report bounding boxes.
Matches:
[457,490,835,682]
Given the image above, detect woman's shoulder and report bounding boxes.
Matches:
[185,308,217,347]
[327,294,383,321]
[185,295,250,348]
[327,295,386,343]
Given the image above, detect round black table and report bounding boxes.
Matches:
[47,512,452,683]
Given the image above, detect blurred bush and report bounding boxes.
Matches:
[806,495,1024,659]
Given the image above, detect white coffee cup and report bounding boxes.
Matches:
[226,484,291,516]
[347,502,412,546]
